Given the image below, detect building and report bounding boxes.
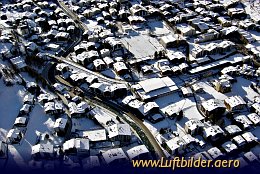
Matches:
[247,113,260,126]
[221,141,238,154]
[126,145,150,160]
[207,147,223,160]
[7,129,22,144]
[63,138,90,156]
[251,103,260,115]
[165,137,185,155]
[203,125,225,143]
[160,34,186,48]
[213,79,232,93]
[224,96,246,112]
[225,125,242,137]
[102,148,128,166]
[53,118,69,136]
[113,62,128,75]
[14,117,28,127]
[130,4,148,17]
[181,87,193,98]
[32,144,54,159]
[233,115,253,130]
[81,129,107,142]
[93,59,106,71]
[131,77,178,101]
[108,123,131,143]
[200,99,226,117]
[176,23,196,36]
[184,119,204,136]
[244,151,259,164]
[241,132,258,146]
[232,135,246,148]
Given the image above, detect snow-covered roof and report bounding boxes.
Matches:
[53,118,68,130]
[247,113,260,125]
[32,144,54,155]
[201,99,225,112]
[63,138,90,151]
[207,147,223,159]
[126,145,149,160]
[221,141,237,153]
[102,148,128,164]
[108,123,131,139]
[82,129,107,142]
[224,96,246,108]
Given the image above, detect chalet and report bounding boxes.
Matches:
[76,51,99,65]
[63,138,90,156]
[89,83,111,97]
[191,83,204,93]
[118,9,131,20]
[130,4,148,17]
[93,59,106,71]
[105,37,122,51]
[232,135,246,148]
[251,103,260,115]
[81,129,107,143]
[213,79,232,93]
[203,125,225,143]
[14,117,28,127]
[247,113,260,126]
[26,81,40,94]
[176,23,196,36]
[108,123,131,143]
[181,87,193,97]
[207,147,223,160]
[38,93,57,105]
[233,115,253,130]
[100,49,110,58]
[227,8,246,19]
[7,129,22,144]
[184,119,204,136]
[113,62,128,75]
[224,96,247,112]
[23,93,35,105]
[20,104,32,115]
[165,137,185,155]
[85,75,98,85]
[217,17,232,27]
[110,84,128,98]
[103,57,114,68]
[221,141,238,155]
[10,56,27,72]
[70,72,89,85]
[32,144,54,159]
[53,118,69,136]
[126,145,149,160]
[200,99,226,117]
[44,102,64,115]
[166,51,186,64]
[68,102,85,118]
[241,132,258,146]
[102,148,128,166]
[225,125,242,137]
[160,34,186,48]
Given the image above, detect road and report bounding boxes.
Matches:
[47,64,166,158]
[44,53,128,84]
[47,0,166,158]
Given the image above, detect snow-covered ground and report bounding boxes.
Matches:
[0,80,24,142]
